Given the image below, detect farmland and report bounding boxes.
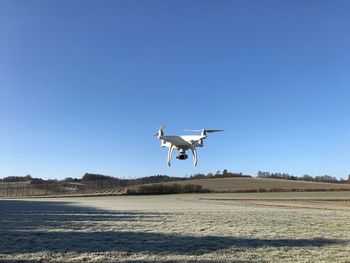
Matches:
[162,177,350,191]
[130,177,350,193]
[2,177,349,198]
[0,192,349,262]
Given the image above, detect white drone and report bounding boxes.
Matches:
[155,126,224,166]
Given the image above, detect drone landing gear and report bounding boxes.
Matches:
[168,148,198,166]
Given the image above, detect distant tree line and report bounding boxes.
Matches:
[78,170,251,190]
[80,173,187,189]
[69,170,250,190]
[2,170,348,186]
[0,175,33,182]
[257,171,349,184]
[0,169,250,197]
[0,173,185,186]
[2,170,348,197]
[189,169,251,180]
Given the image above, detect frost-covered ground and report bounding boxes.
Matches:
[0,193,349,262]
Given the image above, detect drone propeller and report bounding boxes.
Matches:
[205,129,224,133]
[185,129,224,137]
[184,130,202,132]
[184,129,224,133]
[154,125,165,136]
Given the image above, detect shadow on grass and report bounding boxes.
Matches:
[0,200,348,256]
[0,260,255,263]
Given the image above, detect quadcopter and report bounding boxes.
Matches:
[155,126,224,166]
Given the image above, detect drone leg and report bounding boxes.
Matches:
[191,147,198,166]
[167,145,175,166]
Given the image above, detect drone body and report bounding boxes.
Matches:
[155,127,223,166]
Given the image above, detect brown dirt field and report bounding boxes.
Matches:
[155,177,350,192]
[200,192,350,210]
[206,199,350,211]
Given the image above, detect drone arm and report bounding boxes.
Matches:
[190,136,206,147]
[167,144,175,166]
[196,137,205,147]
[160,136,171,147]
[190,146,198,166]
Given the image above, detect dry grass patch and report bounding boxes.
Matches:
[0,193,349,262]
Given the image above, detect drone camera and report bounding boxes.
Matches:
[176,153,188,160]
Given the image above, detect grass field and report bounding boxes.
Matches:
[0,192,349,262]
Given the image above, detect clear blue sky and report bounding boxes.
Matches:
[1,0,349,179]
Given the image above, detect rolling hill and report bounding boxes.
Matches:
[130,177,350,193]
